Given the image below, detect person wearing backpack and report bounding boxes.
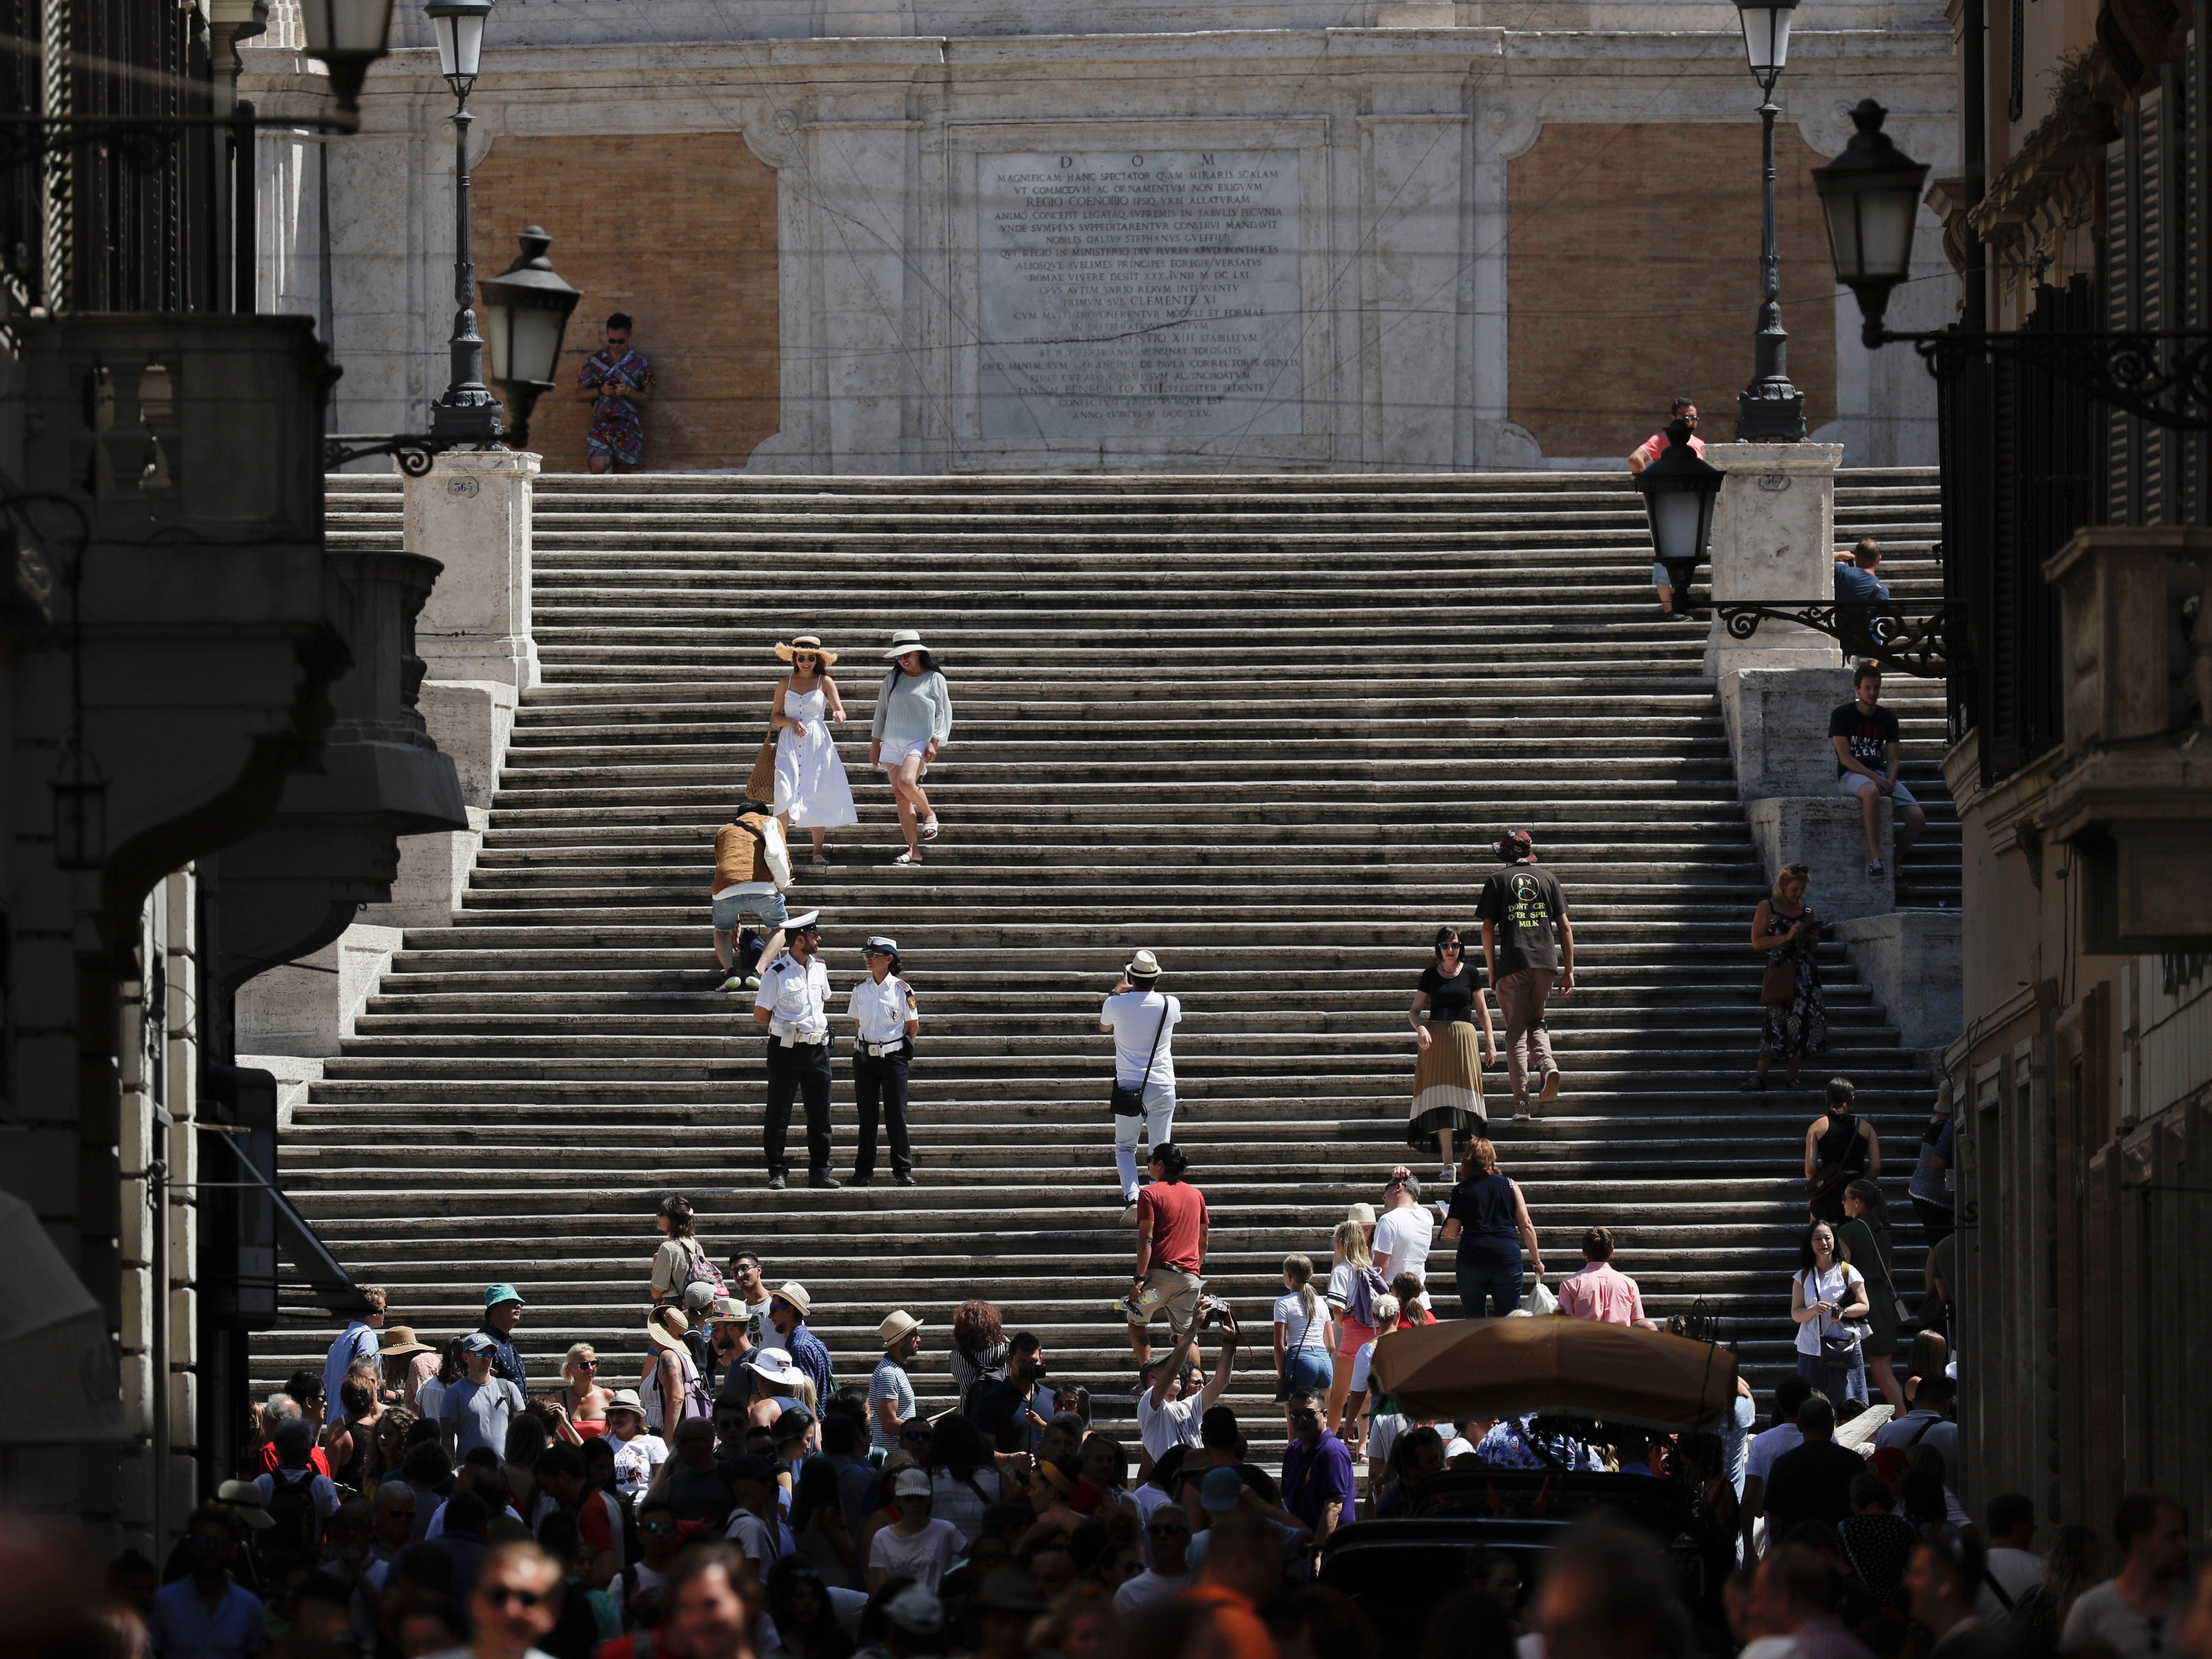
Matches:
[1323,1219,1387,1438]
[650,1195,727,1310]
[642,1307,716,1435]
[254,1416,341,1567]
[442,1333,529,1461]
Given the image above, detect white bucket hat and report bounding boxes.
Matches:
[743,1347,803,1388]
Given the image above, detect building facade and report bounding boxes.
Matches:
[244,0,1958,474]
[1935,0,2212,1537]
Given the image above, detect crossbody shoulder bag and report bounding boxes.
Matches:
[1110,998,1170,1117]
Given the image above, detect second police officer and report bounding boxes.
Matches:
[849,935,920,1186]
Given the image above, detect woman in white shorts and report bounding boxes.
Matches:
[870,629,953,867]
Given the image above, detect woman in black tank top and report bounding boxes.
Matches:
[1805,1079,1880,1224]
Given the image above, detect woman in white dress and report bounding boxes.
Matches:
[771,635,859,866]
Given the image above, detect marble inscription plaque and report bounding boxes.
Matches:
[977,148,1303,441]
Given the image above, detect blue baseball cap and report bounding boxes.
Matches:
[1200,1467,1244,1513]
[484,1284,524,1308]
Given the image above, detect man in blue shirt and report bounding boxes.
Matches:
[149,1507,264,1659]
[769,1281,835,1403]
[477,1283,528,1391]
[321,1286,386,1424]
[1834,537,1892,604]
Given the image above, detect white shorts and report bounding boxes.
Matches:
[1838,774,1918,808]
[878,736,932,775]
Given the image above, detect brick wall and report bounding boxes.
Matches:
[469,133,780,471]
[1506,121,1837,459]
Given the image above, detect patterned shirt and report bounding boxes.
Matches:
[579,347,654,464]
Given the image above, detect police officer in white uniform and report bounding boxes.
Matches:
[848,936,921,1186]
[752,910,837,1189]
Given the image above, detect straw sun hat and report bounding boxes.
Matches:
[776,635,837,666]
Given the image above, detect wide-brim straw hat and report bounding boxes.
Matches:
[776,635,838,666]
[646,1309,691,1351]
[378,1325,433,1358]
[882,629,928,660]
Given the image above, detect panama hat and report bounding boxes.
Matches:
[882,629,928,660]
[604,1388,646,1418]
[776,635,838,666]
[878,1309,923,1350]
[770,1282,812,1319]
[1126,949,1161,980]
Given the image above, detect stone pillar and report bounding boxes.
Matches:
[1747,796,1893,922]
[407,449,540,691]
[1833,911,1963,1052]
[808,118,918,473]
[1703,441,1844,679]
[1719,666,1853,799]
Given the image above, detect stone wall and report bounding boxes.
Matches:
[1505,120,1837,458]
[469,132,782,471]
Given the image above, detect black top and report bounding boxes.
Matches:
[1448,1173,1520,1244]
[1829,700,1901,777]
[1417,962,1483,1024]
[1475,863,1568,978]
[1815,1111,1872,1178]
[1764,1438,1865,1535]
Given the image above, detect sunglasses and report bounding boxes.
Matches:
[575,1359,599,1369]
[482,1587,547,1610]
[1291,1410,1322,1423]
[640,1520,677,1534]
[1439,942,1463,952]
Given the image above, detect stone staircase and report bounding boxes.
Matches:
[259,470,1956,1455]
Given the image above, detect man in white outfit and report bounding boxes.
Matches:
[1102,950,1182,1212]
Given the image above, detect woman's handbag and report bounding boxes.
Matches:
[1759,959,1799,1006]
[1110,1000,1170,1117]
[746,729,777,803]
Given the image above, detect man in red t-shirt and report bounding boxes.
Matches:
[1123,1143,1210,1365]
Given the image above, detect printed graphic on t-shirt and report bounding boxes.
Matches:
[1828,702,1900,775]
[1499,872,1555,935]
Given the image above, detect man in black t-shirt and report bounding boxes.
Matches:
[1762,1395,1864,1539]
[1828,663,1926,880]
[1475,830,1574,1121]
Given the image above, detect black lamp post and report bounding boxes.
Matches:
[425,0,502,445]
[296,0,399,120]
[478,226,583,447]
[1810,98,2211,430]
[1731,0,1807,441]
[1632,418,1726,613]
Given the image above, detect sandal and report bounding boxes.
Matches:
[810,854,832,869]
[893,849,923,866]
[920,818,941,841]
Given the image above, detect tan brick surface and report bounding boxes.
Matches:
[470,133,780,471]
[1506,121,1837,458]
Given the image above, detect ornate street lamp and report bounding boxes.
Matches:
[295,0,399,120]
[1730,0,1806,441]
[1812,99,2212,430]
[1632,419,1725,612]
[425,0,502,446]
[478,227,582,448]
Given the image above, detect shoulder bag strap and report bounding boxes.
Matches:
[1135,996,1170,1083]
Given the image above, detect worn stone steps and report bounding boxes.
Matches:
[256,469,1953,1402]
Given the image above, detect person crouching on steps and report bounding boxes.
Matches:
[711,801,793,993]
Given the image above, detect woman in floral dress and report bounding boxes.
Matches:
[1744,863,1826,1091]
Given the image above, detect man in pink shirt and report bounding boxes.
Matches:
[1556,1227,1661,1329]
[1627,399,1708,619]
